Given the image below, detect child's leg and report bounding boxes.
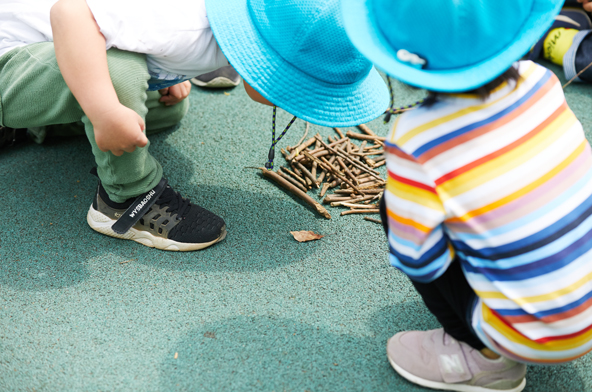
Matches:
[1,42,225,251]
[30,90,189,141]
[0,43,168,202]
[379,196,483,349]
[410,261,485,350]
[379,196,526,391]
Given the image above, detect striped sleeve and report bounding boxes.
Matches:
[384,141,454,283]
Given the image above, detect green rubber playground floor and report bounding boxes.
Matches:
[1,62,592,391]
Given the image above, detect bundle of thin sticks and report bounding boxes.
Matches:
[259,124,386,220]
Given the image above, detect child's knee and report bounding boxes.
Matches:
[106,48,150,112]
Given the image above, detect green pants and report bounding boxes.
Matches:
[0,42,188,202]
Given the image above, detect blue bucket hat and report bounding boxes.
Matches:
[205,0,389,127]
[341,0,563,92]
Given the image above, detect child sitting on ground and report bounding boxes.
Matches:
[342,0,592,391]
[0,0,388,251]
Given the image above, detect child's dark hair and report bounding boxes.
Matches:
[423,65,521,106]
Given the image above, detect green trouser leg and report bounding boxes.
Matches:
[0,42,188,203]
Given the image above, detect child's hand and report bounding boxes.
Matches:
[93,104,148,156]
[158,80,192,106]
[577,0,592,12]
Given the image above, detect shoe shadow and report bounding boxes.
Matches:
[158,315,420,392]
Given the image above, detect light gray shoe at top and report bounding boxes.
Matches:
[387,329,526,392]
[190,65,241,88]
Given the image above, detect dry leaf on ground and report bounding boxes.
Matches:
[290,230,324,242]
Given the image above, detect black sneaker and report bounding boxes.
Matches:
[190,65,241,88]
[0,127,28,149]
[87,180,226,251]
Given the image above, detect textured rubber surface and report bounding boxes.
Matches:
[87,205,226,251]
[2,65,592,391]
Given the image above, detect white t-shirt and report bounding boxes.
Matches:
[0,0,228,90]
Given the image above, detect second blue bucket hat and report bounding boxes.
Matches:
[341,0,563,92]
[205,0,389,127]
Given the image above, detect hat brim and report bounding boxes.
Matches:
[205,0,389,127]
[341,0,563,92]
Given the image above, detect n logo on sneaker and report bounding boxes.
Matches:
[439,354,464,374]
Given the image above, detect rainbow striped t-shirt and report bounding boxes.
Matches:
[384,60,592,363]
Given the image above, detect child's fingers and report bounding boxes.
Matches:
[135,131,148,148]
[111,149,124,157]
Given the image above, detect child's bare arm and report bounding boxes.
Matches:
[50,0,147,156]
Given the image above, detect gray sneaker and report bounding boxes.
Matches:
[190,65,241,88]
[387,329,526,392]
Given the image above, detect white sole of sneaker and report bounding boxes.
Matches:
[190,76,240,88]
[87,205,226,251]
[388,356,526,392]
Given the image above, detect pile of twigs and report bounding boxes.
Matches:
[258,124,385,221]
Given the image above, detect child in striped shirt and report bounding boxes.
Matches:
[341,0,589,391]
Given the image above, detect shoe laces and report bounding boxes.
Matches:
[156,186,192,219]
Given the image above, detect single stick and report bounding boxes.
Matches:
[277,170,308,192]
[317,155,335,183]
[373,160,386,168]
[337,156,358,185]
[324,195,363,204]
[563,60,592,89]
[341,209,380,216]
[280,167,307,186]
[351,151,385,157]
[359,182,386,189]
[287,134,318,161]
[320,182,331,197]
[294,149,330,162]
[358,140,367,155]
[346,131,386,142]
[311,161,318,181]
[357,124,377,136]
[295,161,319,188]
[364,157,377,168]
[258,168,331,219]
[339,203,379,209]
[364,217,382,224]
[329,178,342,188]
[330,194,377,206]
[295,121,310,148]
[333,188,383,195]
[347,140,353,155]
[333,127,345,139]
